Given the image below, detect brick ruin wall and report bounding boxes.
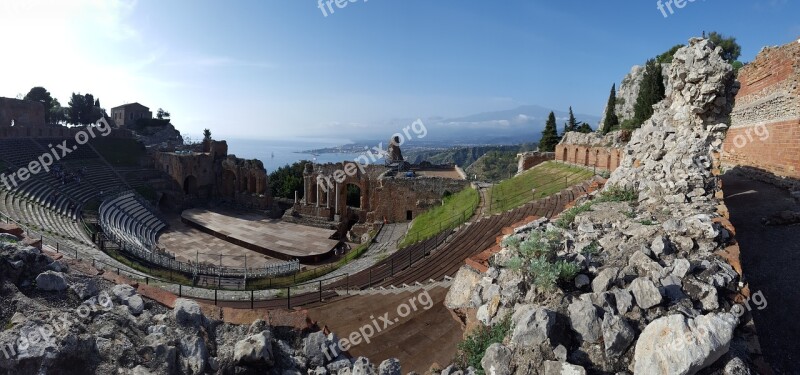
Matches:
[295,162,470,225]
[365,177,471,223]
[153,141,270,208]
[516,151,555,174]
[555,144,623,172]
[0,98,45,128]
[721,39,800,181]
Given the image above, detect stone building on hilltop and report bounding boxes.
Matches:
[110,102,153,128]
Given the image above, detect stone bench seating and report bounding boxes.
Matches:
[99,192,166,251]
[33,138,99,161]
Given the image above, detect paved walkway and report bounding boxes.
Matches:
[722,173,800,374]
[306,222,410,285]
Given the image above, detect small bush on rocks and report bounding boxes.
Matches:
[454,315,512,374]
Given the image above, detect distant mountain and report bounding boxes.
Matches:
[405,144,536,168]
[411,105,601,144]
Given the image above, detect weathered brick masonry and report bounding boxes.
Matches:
[553,131,627,172]
[721,39,800,180]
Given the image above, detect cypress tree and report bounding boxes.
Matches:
[539,111,560,152]
[632,59,666,128]
[602,84,619,134]
[565,106,578,133]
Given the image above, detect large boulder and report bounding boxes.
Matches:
[445,266,483,309]
[567,299,603,343]
[35,271,67,291]
[629,277,663,309]
[174,298,204,327]
[601,313,635,359]
[510,305,560,346]
[634,313,738,374]
[481,343,513,375]
[378,358,401,375]
[234,330,274,365]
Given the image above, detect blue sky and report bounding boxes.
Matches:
[1,0,798,141]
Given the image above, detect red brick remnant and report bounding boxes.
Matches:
[722,38,800,179]
[555,144,623,172]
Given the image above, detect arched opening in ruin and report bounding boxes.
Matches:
[221,170,237,198]
[249,175,257,194]
[346,184,362,208]
[183,175,198,196]
[584,149,590,166]
[561,146,568,161]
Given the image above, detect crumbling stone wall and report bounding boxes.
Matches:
[0,97,45,128]
[721,39,800,180]
[152,140,270,208]
[294,161,469,225]
[555,131,626,172]
[365,176,471,223]
[516,151,554,174]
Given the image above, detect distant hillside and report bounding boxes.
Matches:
[464,150,519,182]
[406,144,536,169]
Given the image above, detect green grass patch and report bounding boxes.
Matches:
[246,232,374,290]
[556,202,594,229]
[454,315,512,373]
[91,138,146,167]
[399,187,479,248]
[488,162,594,214]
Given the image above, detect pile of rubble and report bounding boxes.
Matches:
[0,234,399,375]
[445,38,755,374]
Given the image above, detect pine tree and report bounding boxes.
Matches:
[563,106,578,133]
[631,59,666,128]
[539,111,560,152]
[602,84,619,134]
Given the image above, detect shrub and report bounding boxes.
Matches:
[555,260,580,281]
[455,315,512,373]
[597,186,638,202]
[502,235,521,251]
[556,203,593,228]
[529,257,560,291]
[581,241,600,256]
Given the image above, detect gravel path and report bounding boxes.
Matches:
[722,172,800,374]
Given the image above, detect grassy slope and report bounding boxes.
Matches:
[399,187,480,248]
[487,161,594,214]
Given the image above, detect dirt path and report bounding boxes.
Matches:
[721,173,800,374]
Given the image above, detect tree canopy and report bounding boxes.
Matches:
[656,44,685,64]
[157,108,171,120]
[708,32,742,63]
[269,161,308,200]
[601,84,619,134]
[539,111,560,152]
[67,93,106,126]
[23,87,59,124]
[631,59,666,128]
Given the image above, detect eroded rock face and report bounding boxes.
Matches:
[463,39,752,374]
[634,313,738,374]
[0,242,388,374]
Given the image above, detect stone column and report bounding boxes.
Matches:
[316,179,320,208]
[335,184,339,215]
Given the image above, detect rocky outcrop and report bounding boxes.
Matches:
[598,63,672,132]
[445,38,753,374]
[0,235,390,374]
